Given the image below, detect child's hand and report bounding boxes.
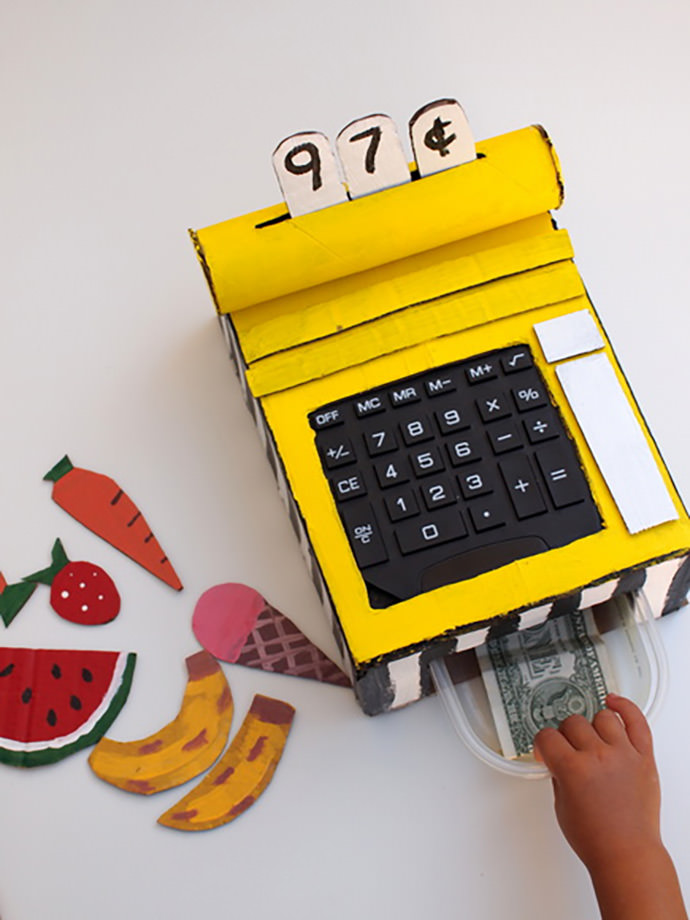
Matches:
[534,693,661,870]
[535,694,687,920]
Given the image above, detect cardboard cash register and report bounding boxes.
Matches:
[191,99,690,716]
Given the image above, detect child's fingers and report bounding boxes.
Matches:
[533,726,574,772]
[605,693,653,755]
[592,706,626,744]
[558,713,598,750]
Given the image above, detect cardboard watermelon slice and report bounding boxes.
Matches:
[0,647,136,767]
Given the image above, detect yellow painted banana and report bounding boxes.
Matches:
[157,694,295,831]
[88,651,233,794]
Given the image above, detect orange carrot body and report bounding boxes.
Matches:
[45,456,182,590]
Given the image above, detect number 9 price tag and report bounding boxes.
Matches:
[272,131,347,218]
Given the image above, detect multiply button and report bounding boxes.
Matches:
[499,454,546,518]
[476,389,511,422]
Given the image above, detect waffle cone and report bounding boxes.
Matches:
[235,604,350,686]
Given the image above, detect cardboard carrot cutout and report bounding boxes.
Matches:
[0,574,37,628]
[44,455,183,591]
[24,538,120,626]
[157,694,295,831]
[192,583,350,686]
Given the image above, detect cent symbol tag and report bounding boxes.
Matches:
[336,114,411,199]
[409,98,476,177]
[272,131,347,217]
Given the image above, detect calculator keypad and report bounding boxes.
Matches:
[309,346,602,607]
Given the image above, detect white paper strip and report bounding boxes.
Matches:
[336,114,411,199]
[534,309,605,363]
[272,132,347,217]
[409,98,476,178]
[556,354,678,534]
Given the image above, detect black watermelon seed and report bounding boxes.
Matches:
[70,695,82,711]
[82,668,93,683]
[46,709,57,727]
[0,663,14,678]
[51,664,62,679]
[21,687,32,704]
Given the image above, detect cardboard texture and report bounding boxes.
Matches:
[44,455,183,591]
[157,694,295,831]
[192,582,350,686]
[0,648,136,767]
[192,120,690,716]
[25,538,121,625]
[0,574,36,628]
[89,651,234,794]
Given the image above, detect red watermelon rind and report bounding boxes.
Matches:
[0,652,137,768]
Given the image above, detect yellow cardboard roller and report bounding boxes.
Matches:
[192,126,562,314]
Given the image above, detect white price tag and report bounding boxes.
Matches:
[272,132,347,217]
[336,114,411,199]
[409,98,476,177]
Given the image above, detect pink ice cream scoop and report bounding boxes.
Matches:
[191,583,350,687]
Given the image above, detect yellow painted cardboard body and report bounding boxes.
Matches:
[193,125,690,671]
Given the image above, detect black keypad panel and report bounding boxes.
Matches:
[309,346,603,608]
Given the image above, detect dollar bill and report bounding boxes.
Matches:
[477,609,616,760]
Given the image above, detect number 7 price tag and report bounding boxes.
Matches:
[336,114,411,199]
[272,131,347,218]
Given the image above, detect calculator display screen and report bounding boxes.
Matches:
[309,346,603,608]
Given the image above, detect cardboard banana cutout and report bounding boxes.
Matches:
[157,694,295,831]
[88,651,233,794]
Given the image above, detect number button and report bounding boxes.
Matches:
[421,477,456,510]
[363,427,397,456]
[435,407,468,434]
[410,447,445,477]
[400,416,433,446]
[384,488,420,522]
[457,470,494,500]
[374,457,409,488]
[395,508,468,554]
[446,436,481,466]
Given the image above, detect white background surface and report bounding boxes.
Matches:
[2,3,690,918]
